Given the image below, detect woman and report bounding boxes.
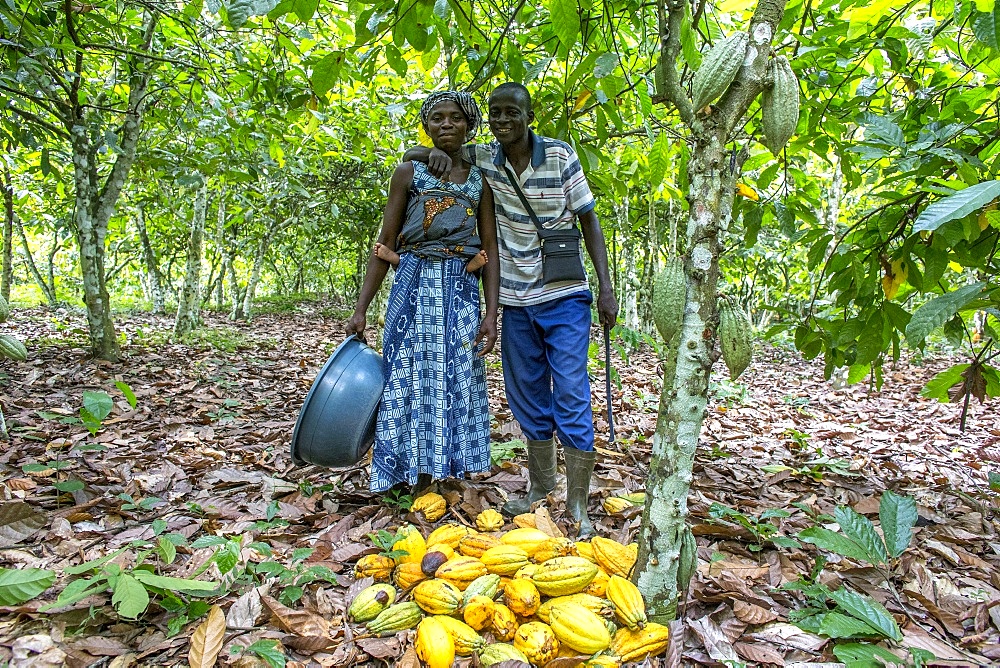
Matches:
[345,91,499,494]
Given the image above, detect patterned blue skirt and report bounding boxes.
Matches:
[369,253,491,493]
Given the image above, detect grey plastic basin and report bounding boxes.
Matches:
[290,336,384,468]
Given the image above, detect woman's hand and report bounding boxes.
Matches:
[474,314,498,357]
[345,311,367,341]
[427,147,453,180]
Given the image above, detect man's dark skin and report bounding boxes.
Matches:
[409,87,619,328]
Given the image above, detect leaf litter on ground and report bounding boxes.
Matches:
[0,302,997,666]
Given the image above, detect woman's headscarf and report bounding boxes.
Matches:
[419,91,481,142]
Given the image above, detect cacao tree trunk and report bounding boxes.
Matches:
[215,186,227,310]
[241,218,280,321]
[15,218,56,305]
[174,179,208,338]
[618,199,640,330]
[1,154,13,301]
[635,0,787,621]
[136,204,165,314]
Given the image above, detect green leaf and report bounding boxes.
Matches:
[112,574,149,619]
[828,587,902,641]
[42,576,108,610]
[291,0,317,21]
[54,480,84,493]
[833,642,902,667]
[82,390,114,421]
[0,567,56,605]
[130,570,219,594]
[594,52,618,78]
[879,490,916,558]
[798,526,873,562]
[548,0,580,52]
[311,52,344,97]
[114,381,137,409]
[816,611,888,638]
[921,364,968,402]
[648,133,670,188]
[245,639,286,668]
[157,537,177,565]
[989,471,1000,492]
[904,283,985,347]
[835,506,888,565]
[64,547,130,575]
[913,180,1000,232]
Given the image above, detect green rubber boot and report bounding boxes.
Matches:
[502,439,557,516]
[564,447,597,538]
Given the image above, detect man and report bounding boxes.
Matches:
[405,82,618,537]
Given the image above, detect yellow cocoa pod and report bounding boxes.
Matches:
[620,492,646,505]
[607,575,647,630]
[591,536,636,578]
[530,555,598,597]
[462,573,501,606]
[478,642,529,666]
[584,656,622,668]
[512,513,537,528]
[392,561,427,590]
[602,496,634,515]
[354,554,394,582]
[432,614,485,655]
[476,508,505,532]
[502,577,541,617]
[501,527,551,558]
[575,541,596,563]
[549,601,612,654]
[459,532,502,558]
[536,593,613,623]
[513,563,541,580]
[609,622,671,663]
[583,567,610,597]
[416,616,455,668]
[435,555,488,591]
[532,536,577,564]
[347,583,396,623]
[426,523,474,549]
[514,621,560,666]
[463,594,496,631]
[491,603,519,641]
[412,578,462,615]
[411,491,448,523]
[394,524,426,565]
[480,544,530,576]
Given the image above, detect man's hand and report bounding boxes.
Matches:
[427,147,453,180]
[474,315,498,357]
[597,285,618,329]
[345,311,367,341]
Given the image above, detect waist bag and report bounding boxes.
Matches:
[503,165,586,285]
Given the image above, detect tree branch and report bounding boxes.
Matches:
[654,0,694,124]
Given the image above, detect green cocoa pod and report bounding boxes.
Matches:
[347,583,396,623]
[0,294,9,322]
[0,334,27,362]
[478,642,530,667]
[691,32,748,112]
[676,526,697,591]
[761,55,800,155]
[718,295,752,380]
[462,573,501,607]
[366,601,423,634]
[652,256,686,343]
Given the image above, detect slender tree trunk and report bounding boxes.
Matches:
[215,186,226,310]
[136,205,165,314]
[241,217,280,320]
[635,0,787,621]
[617,199,640,330]
[174,180,208,337]
[1,155,13,301]
[15,218,56,304]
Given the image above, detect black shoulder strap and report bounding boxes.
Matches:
[503,165,545,234]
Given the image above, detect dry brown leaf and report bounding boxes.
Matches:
[397,646,421,668]
[733,599,779,625]
[734,640,785,665]
[533,507,564,537]
[188,604,226,668]
[260,594,331,638]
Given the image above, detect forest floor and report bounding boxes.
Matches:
[0,299,998,667]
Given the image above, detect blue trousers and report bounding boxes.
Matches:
[501,291,594,452]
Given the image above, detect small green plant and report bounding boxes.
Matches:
[791,490,928,666]
[491,438,525,465]
[118,493,163,513]
[248,548,337,606]
[708,503,801,551]
[368,529,408,561]
[80,383,137,435]
[0,567,56,605]
[706,443,731,460]
[231,639,286,667]
[207,398,241,424]
[382,488,413,511]
[762,457,858,480]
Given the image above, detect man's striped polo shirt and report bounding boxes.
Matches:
[467,130,596,307]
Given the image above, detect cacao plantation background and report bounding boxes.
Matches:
[0,0,999,665]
